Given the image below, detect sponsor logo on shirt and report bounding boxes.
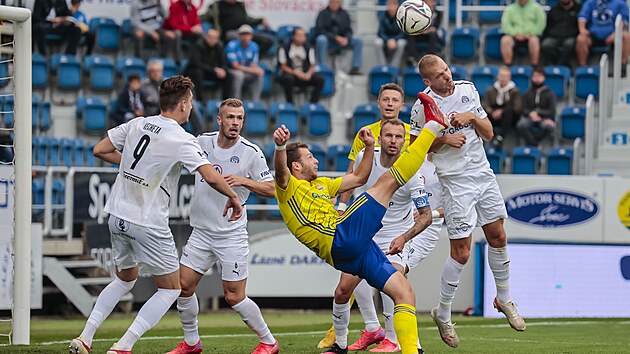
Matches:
[260,170,271,178]
[505,190,599,227]
[213,164,223,174]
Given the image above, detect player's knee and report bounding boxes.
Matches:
[224,290,246,306]
[451,246,471,264]
[179,278,198,297]
[334,285,353,303]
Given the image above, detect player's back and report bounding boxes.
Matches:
[105,116,207,230]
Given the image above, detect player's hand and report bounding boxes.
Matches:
[224,196,243,222]
[451,112,475,128]
[273,125,291,146]
[358,127,375,147]
[444,134,466,148]
[224,174,246,187]
[413,209,420,221]
[386,235,407,255]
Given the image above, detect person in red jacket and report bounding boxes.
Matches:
[163,0,203,62]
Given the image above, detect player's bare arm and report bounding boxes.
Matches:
[338,128,375,193]
[273,125,291,190]
[337,161,356,215]
[387,205,433,255]
[93,137,122,165]
[196,164,243,222]
[451,112,494,141]
[223,175,275,198]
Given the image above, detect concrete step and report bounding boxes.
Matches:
[594,159,630,177]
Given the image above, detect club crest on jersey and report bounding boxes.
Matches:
[116,218,129,232]
[315,184,324,191]
[213,164,223,174]
[461,96,469,103]
[447,111,458,121]
[230,156,240,164]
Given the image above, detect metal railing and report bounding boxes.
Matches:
[584,94,595,175]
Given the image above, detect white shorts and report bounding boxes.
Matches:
[108,216,179,276]
[180,228,249,282]
[441,168,508,239]
[374,232,408,269]
[406,219,443,270]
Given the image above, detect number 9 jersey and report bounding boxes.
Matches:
[104,116,210,231]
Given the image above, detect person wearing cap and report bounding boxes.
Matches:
[225,24,264,102]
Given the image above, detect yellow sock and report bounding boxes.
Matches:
[390,127,437,186]
[394,304,418,354]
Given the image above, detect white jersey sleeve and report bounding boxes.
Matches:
[178,137,210,173]
[248,148,273,183]
[107,121,131,150]
[409,172,430,210]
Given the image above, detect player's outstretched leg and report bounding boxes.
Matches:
[381,272,418,354]
[348,280,385,351]
[318,294,356,349]
[167,293,203,354]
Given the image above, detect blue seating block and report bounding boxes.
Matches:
[403,67,425,99]
[547,147,573,175]
[451,27,480,60]
[511,146,542,174]
[369,65,399,97]
[545,65,571,99]
[300,103,331,137]
[485,147,506,174]
[560,105,586,139]
[352,103,380,137]
[328,144,352,172]
[243,101,268,136]
[471,65,499,99]
[270,102,299,135]
[574,66,600,99]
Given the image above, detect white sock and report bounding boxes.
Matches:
[332,300,351,349]
[354,280,380,332]
[118,288,180,350]
[488,246,511,304]
[177,294,200,346]
[380,292,396,343]
[232,297,275,345]
[438,257,465,323]
[80,277,136,347]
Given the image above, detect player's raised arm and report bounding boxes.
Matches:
[273,125,292,190]
[93,137,122,165]
[196,164,243,221]
[387,205,432,255]
[338,127,375,193]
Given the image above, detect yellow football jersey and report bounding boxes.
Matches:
[348,120,411,161]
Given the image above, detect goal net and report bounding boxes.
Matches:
[0,5,32,346]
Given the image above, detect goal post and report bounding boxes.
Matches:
[0,5,32,346]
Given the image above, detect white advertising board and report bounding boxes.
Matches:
[603,178,630,243]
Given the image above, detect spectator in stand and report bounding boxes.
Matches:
[183,28,228,101]
[114,74,145,126]
[576,0,630,76]
[204,0,275,56]
[375,0,407,67]
[516,67,557,147]
[70,0,94,55]
[315,0,364,75]
[277,27,325,104]
[130,0,177,61]
[500,0,546,66]
[162,0,203,62]
[541,0,581,66]
[140,60,164,116]
[226,24,264,102]
[482,66,522,148]
[32,0,82,56]
[405,0,442,67]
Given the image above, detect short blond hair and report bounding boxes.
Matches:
[418,54,441,79]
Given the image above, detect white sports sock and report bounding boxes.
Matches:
[354,280,380,332]
[232,297,275,345]
[438,257,465,323]
[488,246,511,304]
[332,300,351,349]
[380,292,396,342]
[118,288,180,350]
[80,277,136,347]
[177,294,200,346]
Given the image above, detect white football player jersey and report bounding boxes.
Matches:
[354,149,430,238]
[419,159,442,210]
[410,81,491,177]
[104,116,209,230]
[189,133,272,235]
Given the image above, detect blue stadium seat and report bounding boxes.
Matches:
[259,62,274,96]
[471,65,499,99]
[403,67,425,99]
[52,178,65,204]
[398,104,412,124]
[77,96,108,133]
[300,103,331,137]
[511,146,542,174]
[86,144,96,167]
[262,142,275,166]
[510,65,532,93]
[243,101,268,136]
[277,24,299,46]
[270,102,299,135]
[72,139,87,167]
[450,64,468,81]
[479,0,503,22]
[485,147,506,174]
[574,66,600,100]
[547,147,573,175]
[451,27,480,60]
[84,55,114,92]
[246,192,260,218]
[32,53,48,90]
[116,56,146,81]
[266,197,282,219]
[352,103,380,137]
[121,18,132,39]
[308,143,326,165]
[51,54,81,91]
[544,65,571,99]
[39,102,51,132]
[559,105,586,140]
[314,64,335,97]
[205,99,221,130]
[32,136,46,166]
[47,137,60,166]
[0,56,8,89]
[3,96,13,128]
[369,65,399,97]
[60,138,73,167]
[484,27,503,61]
[89,17,120,52]
[32,97,39,129]
[449,0,470,21]
[32,178,45,206]
[328,144,352,172]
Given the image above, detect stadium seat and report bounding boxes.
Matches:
[308,143,326,165]
[3,96,13,128]
[398,104,412,124]
[121,18,132,39]
[451,27,480,61]
[471,65,499,99]
[0,56,8,89]
[32,178,45,206]
[403,67,425,99]
[544,65,571,99]
[277,24,300,46]
[32,53,48,90]
[314,64,335,97]
[328,144,352,172]
[51,54,81,91]
[39,101,51,132]
[369,65,399,97]
[485,147,506,174]
[510,65,532,93]
[547,147,573,175]
[243,101,268,136]
[449,0,470,21]
[270,102,299,135]
[89,17,121,53]
[60,138,73,167]
[352,103,380,137]
[116,56,146,81]
[574,66,600,100]
[205,99,221,130]
[262,142,275,166]
[77,96,108,133]
[300,103,331,137]
[479,0,503,22]
[32,97,39,129]
[47,137,60,166]
[450,64,468,81]
[259,62,274,96]
[32,136,46,166]
[72,139,87,167]
[559,105,586,139]
[484,26,503,61]
[86,144,96,167]
[511,146,542,174]
[52,178,65,204]
[246,192,260,218]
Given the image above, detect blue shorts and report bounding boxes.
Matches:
[331,192,398,291]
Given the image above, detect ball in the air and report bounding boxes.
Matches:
[396,0,433,35]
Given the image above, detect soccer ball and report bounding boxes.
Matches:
[396,0,433,36]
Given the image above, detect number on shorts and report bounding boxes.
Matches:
[131,134,150,169]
